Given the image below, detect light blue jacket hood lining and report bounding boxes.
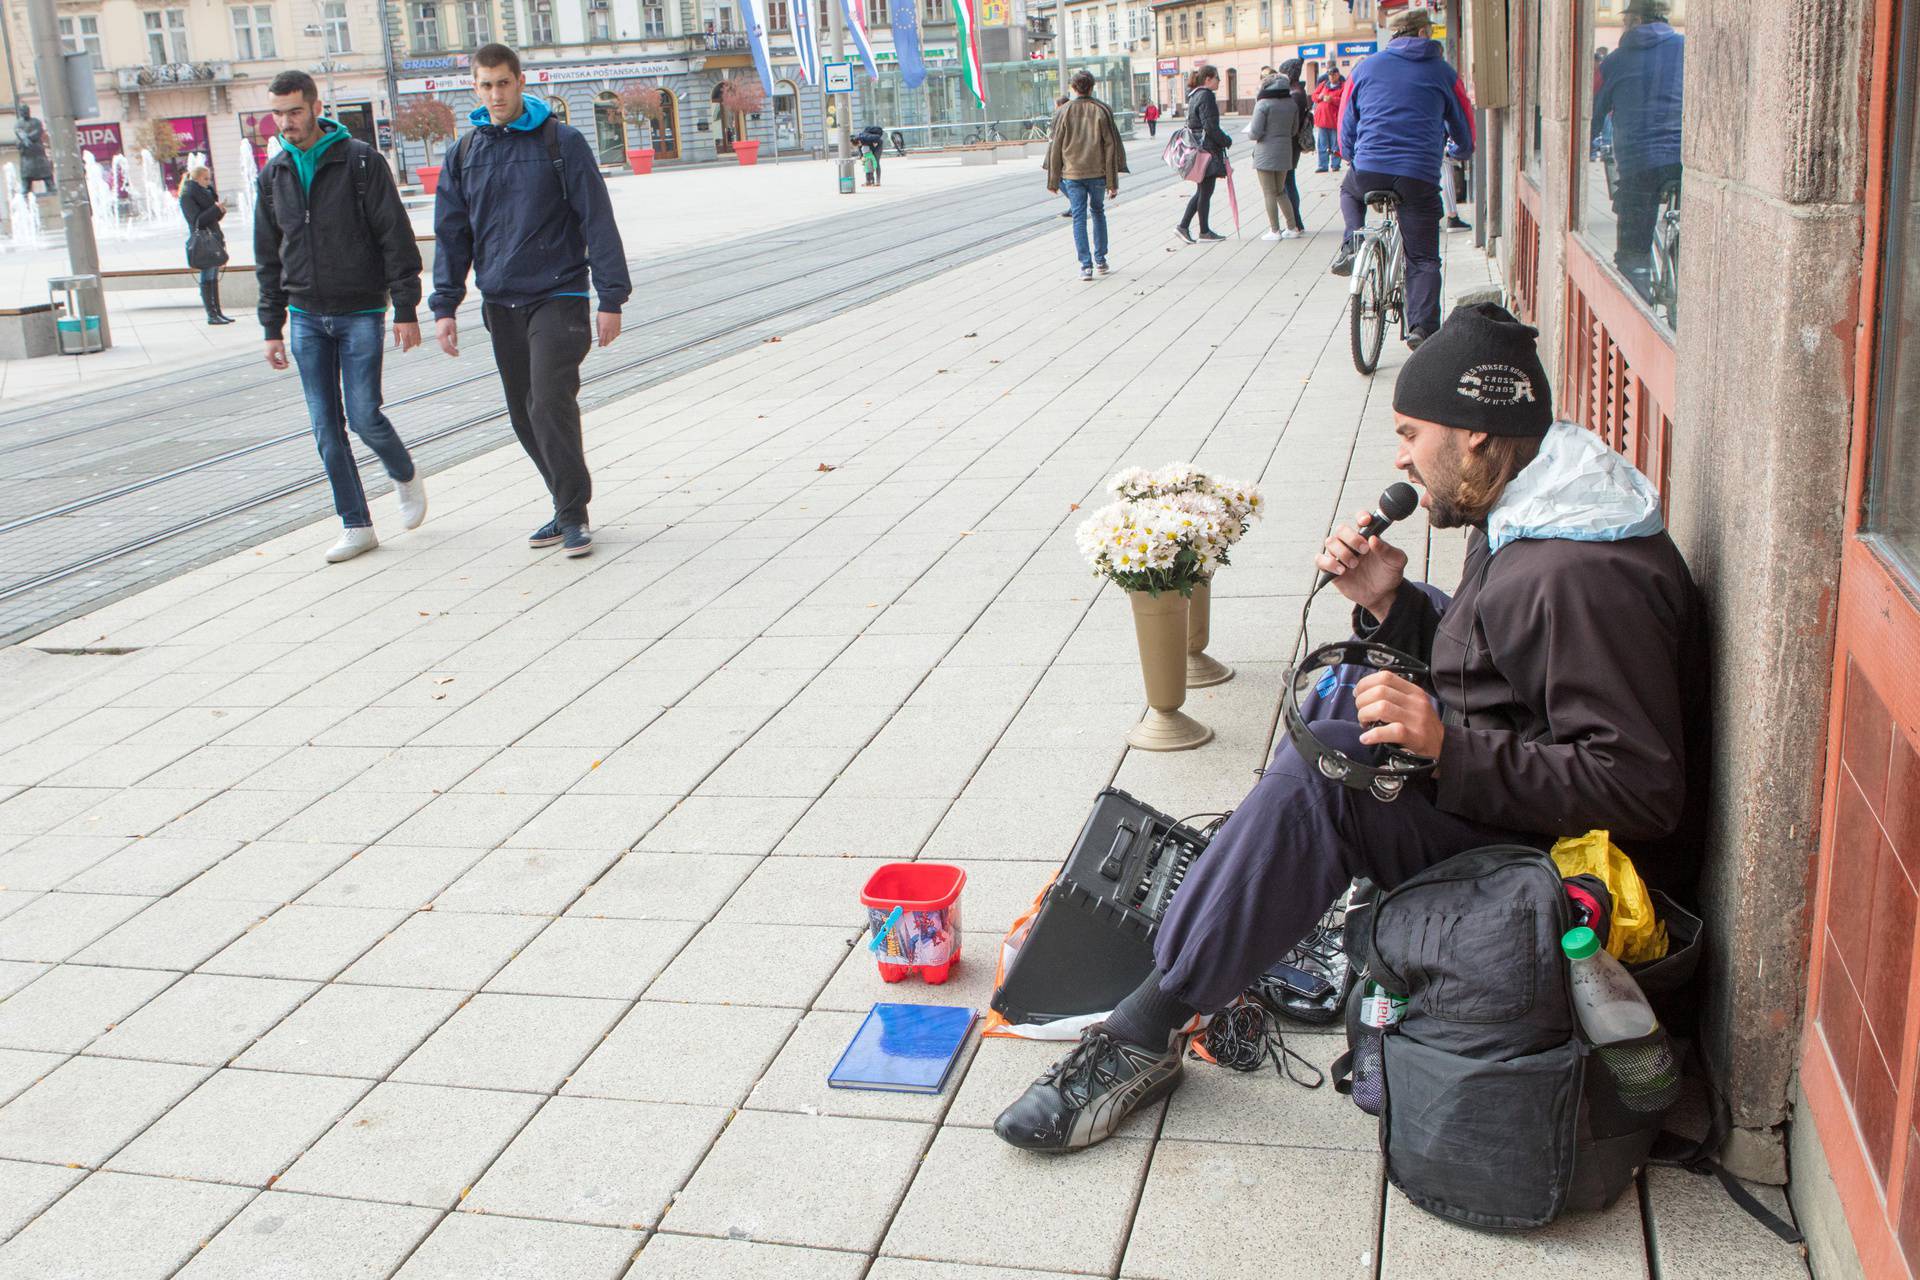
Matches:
[469,94,551,132]
[1484,420,1665,553]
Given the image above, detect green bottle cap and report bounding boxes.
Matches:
[1562,926,1600,960]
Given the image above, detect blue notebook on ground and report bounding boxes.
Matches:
[828,1004,977,1094]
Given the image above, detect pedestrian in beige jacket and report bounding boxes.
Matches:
[1046,70,1130,280]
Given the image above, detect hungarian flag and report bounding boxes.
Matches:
[951,0,987,106]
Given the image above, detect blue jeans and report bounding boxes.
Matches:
[289,311,415,529]
[1062,178,1108,270]
[1316,125,1341,171]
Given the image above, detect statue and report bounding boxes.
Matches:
[15,103,53,194]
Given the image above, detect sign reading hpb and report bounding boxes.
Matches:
[825,61,853,93]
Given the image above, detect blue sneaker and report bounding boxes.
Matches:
[562,524,593,558]
[529,519,563,549]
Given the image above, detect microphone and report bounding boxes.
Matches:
[1313,481,1420,592]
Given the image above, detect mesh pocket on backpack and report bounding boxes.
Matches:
[1598,1037,1681,1113]
[1350,1027,1385,1116]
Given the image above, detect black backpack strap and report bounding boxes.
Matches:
[1646,1039,1804,1245]
[1330,1048,1356,1095]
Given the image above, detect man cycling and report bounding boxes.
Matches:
[1330,7,1475,348]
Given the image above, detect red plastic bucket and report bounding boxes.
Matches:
[860,862,966,984]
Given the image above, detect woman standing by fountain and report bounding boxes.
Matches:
[178,166,235,325]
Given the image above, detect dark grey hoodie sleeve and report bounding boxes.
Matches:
[562,128,632,313]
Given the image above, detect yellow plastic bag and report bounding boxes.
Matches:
[1550,830,1670,965]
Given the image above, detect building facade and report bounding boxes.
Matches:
[1147,0,1379,113]
[1451,0,1905,1273]
[1055,0,1155,109]
[0,0,1121,186]
[2,0,394,192]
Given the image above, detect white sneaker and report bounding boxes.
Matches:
[396,476,427,530]
[1260,230,1283,241]
[1280,229,1303,240]
[325,526,379,563]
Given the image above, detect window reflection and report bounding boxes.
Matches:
[1869,14,1920,583]
[1582,0,1685,328]
[1526,0,1542,177]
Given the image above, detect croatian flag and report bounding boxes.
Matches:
[840,0,879,78]
[741,0,777,94]
[888,0,927,87]
[792,0,823,84]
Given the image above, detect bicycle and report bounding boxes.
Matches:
[1348,188,1408,375]
[1647,179,1680,328]
[1023,118,1050,141]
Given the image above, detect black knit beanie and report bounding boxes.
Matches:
[1391,303,1553,437]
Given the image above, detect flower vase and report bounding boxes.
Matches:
[1126,590,1214,751]
[1186,576,1234,688]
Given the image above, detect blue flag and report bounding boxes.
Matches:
[741,0,777,94]
[888,0,927,88]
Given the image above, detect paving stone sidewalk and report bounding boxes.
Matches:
[0,166,1809,1279]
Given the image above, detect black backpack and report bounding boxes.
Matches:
[1335,845,1684,1230]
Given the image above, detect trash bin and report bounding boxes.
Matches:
[860,863,966,984]
[49,275,104,355]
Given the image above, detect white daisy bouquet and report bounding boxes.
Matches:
[1079,463,1266,593]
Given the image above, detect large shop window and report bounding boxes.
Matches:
[1578,0,1685,331]
[1870,14,1920,588]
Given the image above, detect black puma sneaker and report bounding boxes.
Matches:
[993,1026,1183,1152]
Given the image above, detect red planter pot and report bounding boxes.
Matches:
[416,164,442,195]
[733,140,761,165]
[626,148,654,174]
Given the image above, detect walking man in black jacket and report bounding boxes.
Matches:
[430,42,632,559]
[256,70,427,564]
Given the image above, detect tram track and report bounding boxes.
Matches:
[0,164,1087,454]
[0,157,1180,618]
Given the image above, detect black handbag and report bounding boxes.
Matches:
[187,227,229,270]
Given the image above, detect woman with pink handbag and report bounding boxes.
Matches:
[1174,66,1233,243]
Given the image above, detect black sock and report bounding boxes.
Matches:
[1105,972,1196,1050]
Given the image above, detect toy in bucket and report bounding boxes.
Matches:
[861,863,966,984]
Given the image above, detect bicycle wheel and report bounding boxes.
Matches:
[1350,243,1388,375]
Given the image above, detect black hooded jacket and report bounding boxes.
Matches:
[179,179,224,234]
[253,123,422,339]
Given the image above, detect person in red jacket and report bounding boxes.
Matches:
[1311,66,1346,171]
[1141,99,1160,136]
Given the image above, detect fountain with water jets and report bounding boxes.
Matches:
[3,163,46,250]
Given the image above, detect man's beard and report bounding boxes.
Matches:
[1412,438,1481,529]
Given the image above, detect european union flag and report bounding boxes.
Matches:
[889,0,928,87]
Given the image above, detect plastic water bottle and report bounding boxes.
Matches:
[1564,925,1679,1113]
[1561,926,1657,1044]
[1360,980,1406,1028]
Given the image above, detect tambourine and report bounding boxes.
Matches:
[1283,640,1438,802]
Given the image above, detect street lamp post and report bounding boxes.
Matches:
[826,0,851,189]
[1057,0,1067,98]
[23,0,111,347]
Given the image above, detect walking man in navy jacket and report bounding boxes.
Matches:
[430,42,631,558]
